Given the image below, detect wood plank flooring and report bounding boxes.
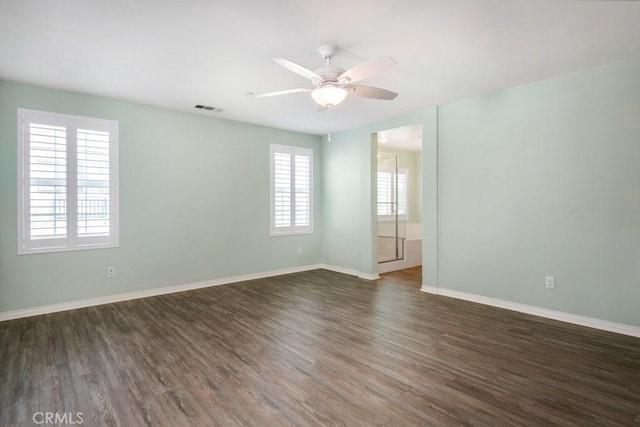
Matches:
[1,267,639,426]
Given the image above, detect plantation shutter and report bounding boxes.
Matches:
[273,152,292,228]
[397,173,407,215]
[294,154,310,227]
[270,144,313,235]
[18,109,118,254]
[377,171,393,216]
[27,121,68,245]
[377,168,408,219]
[77,128,111,238]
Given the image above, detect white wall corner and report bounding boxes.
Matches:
[420,286,640,339]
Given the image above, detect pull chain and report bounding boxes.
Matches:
[327,105,333,142]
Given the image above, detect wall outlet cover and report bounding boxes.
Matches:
[545,276,555,289]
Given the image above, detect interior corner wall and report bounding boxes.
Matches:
[320,128,367,273]
[0,79,322,312]
[437,58,640,326]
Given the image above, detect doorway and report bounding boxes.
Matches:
[376,124,423,274]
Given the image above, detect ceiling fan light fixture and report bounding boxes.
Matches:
[311,85,348,107]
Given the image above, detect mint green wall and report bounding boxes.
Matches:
[320,129,366,273]
[438,58,640,326]
[321,110,438,284]
[0,80,322,312]
[321,57,639,327]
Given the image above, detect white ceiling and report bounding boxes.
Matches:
[2,0,640,136]
[378,124,423,152]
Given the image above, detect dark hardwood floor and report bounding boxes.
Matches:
[1,267,639,426]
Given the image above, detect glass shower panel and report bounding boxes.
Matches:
[377,154,406,263]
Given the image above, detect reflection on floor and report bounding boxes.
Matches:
[381,266,422,286]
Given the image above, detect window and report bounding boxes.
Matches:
[17,109,119,254]
[270,144,313,235]
[377,168,408,218]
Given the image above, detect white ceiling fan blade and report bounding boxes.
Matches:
[347,85,398,100]
[338,57,397,84]
[255,87,313,98]
[274,58,324,82]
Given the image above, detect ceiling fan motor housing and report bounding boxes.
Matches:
[313,66,345,85]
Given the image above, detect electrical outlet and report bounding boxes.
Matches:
[297,246,303,255]
[107,267,116,278]
[545,276,554,289]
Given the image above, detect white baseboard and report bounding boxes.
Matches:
[0,264,324,322]
[420,285,440,294]
[420,285,640,339]
[321,264,379,281]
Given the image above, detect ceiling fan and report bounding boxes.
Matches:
[256,45,398,108]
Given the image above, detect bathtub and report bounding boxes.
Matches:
[377,222,422,274]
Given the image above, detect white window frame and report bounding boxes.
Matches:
[270,144,313,236]
[17,108,119,254]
